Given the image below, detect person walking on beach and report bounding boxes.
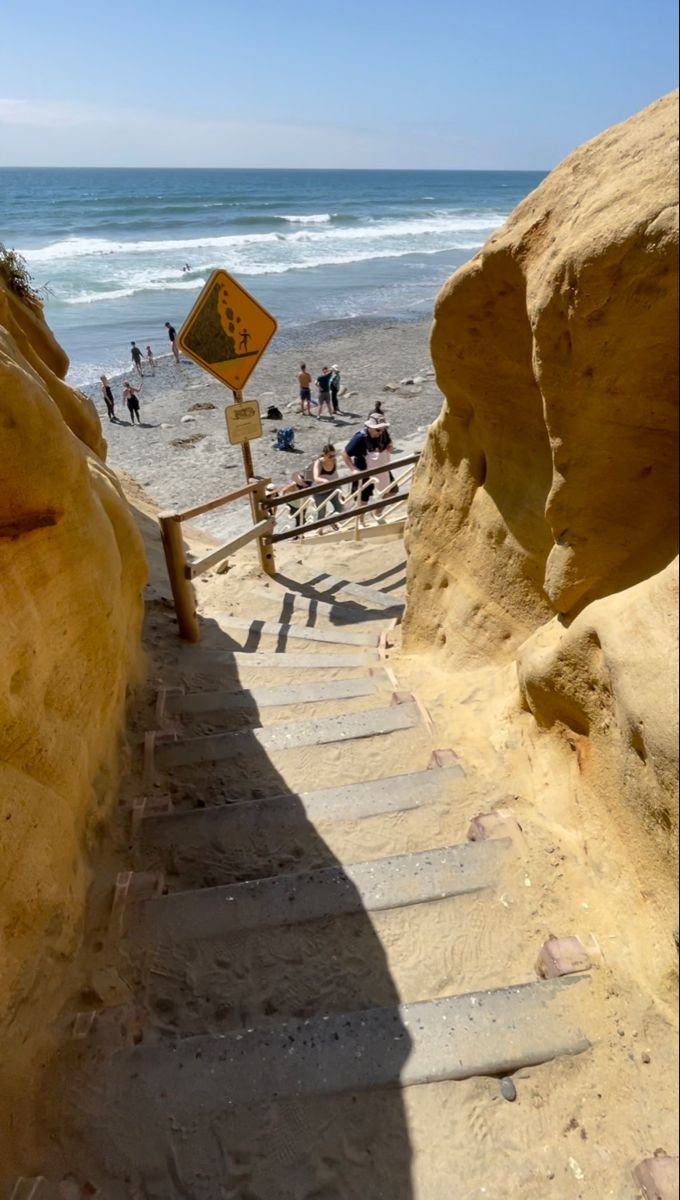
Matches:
[329,364,341,414]
[99,375,117,422]
[165,322,180,363]
[297,362,313,416]
[122,380,143,425]
[146,345,155,373]
[312,443,344,527]
[130,342,144,377]
[316,366,334,419]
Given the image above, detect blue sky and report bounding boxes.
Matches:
[1,0,677,168]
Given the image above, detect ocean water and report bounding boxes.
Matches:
[0,168,544,386]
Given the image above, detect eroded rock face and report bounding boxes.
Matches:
[518,558,679,868]
[405,91,678,659]
[404,92,678,868]
[0,279,146,1147]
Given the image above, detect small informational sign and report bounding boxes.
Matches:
[224,400,262,445]
[178,269,278,391]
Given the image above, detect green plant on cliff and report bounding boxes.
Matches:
[0,243,43,305]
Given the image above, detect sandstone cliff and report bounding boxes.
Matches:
[0,272,146,1146]
[405,92,679,873]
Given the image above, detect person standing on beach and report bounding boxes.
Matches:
[130,342,144,377]
[316,367,334,419]
[329,364,341,414]
[146,345,155,373]
[165,322,180,363]
[297,362,313,416]
[122,380,143,425]
[99,375,117,422]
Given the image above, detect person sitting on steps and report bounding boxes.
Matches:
[312,443,344,529]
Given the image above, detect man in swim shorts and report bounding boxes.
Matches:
[297,362,313,415]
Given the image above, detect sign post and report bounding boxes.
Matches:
[178,269,277,485]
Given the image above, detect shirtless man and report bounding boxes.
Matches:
[297,362,313,415]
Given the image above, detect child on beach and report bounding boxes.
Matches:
[122,380,143,425]
[99,375,117,422]
[146,346,155,372]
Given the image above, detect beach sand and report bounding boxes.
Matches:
[85,317,442,542]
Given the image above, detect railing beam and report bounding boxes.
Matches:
[185,519,274,578]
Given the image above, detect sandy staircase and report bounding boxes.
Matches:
[25,559,595,1200]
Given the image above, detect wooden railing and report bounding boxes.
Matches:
[261,452,420,544]
[159,453,420,640]
[159,479,274,641]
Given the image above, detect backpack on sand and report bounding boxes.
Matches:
[266,405,283,420]
[275,427,295,451]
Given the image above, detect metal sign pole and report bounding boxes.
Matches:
[234,388,255,482]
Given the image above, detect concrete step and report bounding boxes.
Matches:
[137,765,469,887]
[159,676,386,721]
[213,615,383,648]
[179,649,381,671]
[314,575,407,611]
[252,587,403,622]
[141,889,513,1038]
[152,703,421,769]
[133,838,510,941]
[108,976,592,1111]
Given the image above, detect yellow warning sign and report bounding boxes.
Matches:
[178,269,277,392]
[224,400,262,445]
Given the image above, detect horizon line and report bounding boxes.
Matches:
[0,164,549,174]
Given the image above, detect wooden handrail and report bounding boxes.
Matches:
[186,519,274,578]
[262,452,420,510]
[171,479,265,523]
[266,490,410,544]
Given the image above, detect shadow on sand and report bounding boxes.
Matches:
[32,505,414,1199]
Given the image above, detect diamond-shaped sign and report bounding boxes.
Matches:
[178,269,277,392]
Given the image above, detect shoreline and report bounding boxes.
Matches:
[86,314,442,542]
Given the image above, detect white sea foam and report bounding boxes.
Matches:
[278,213,333,223]
[66,278,207,305]
[20,211,506,266]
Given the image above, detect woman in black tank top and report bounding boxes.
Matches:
[312,444,344,525]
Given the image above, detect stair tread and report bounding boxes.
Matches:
[141,764,467,837]
[154,703,421,767]
[135,838,510,940]
[162,676,383,716]
[179,649,381,669]
[213,615,382,647]
[111,976,591,1107]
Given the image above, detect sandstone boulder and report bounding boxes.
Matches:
[404,92,678,878]
[405,91,678,660]
[0,274,146,1154]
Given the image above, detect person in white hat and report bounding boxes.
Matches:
[329,364,341,414]
[342,414,393,523]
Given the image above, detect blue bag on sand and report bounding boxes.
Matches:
[275,427,295,451]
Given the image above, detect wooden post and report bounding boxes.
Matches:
[251,480,276,577]
[234,388,255,483]
[159,512,200,642]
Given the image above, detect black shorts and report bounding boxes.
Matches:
[300,387,311,401]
